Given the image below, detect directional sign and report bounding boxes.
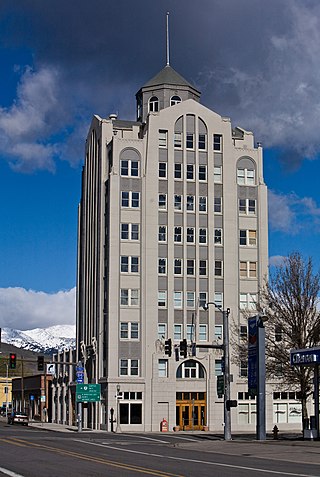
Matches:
[76,384,101,403]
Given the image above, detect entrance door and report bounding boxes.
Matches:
[176,392,206,430]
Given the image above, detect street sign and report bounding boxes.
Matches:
[76,371,84,384]
[76,384,101,403]
[47,363,56,375]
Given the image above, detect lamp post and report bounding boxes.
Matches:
[115,384,121,433]
[203,302,231,441]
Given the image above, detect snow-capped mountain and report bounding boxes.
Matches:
[1,325,76,355]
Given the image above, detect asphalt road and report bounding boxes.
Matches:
[0,421,320,477]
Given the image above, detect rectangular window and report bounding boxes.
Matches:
[240,325,247,339]
[214,228,222,245]
[199,196,207,212]
[199,292,207,308]
[158,359,168,378]
[239,230,257,246]
[214,166,222,183]
[186,133,194,149]
[186,195,194,211]
[174,324,182,341]
[174,258,182,275]
[174,163,182,179]
[199,324,207,341]
[131,224,139,240]
[186,291,195,308]
[239,199,256,215]
[120,359,139,376]
[174,194,182,211]
[174,132,182,148]
[121,160,139,177]
[237,168,255,185]
[119,402,142,425]
[215,325,223,340]
[240,360,248,377]
[199,228,207,244]
[275,325,283,342]
[187,324,194,342]
[214,197,222,213]
[158,226,167,242]
[199,260,207,276]
[174,226,182,243]
[159,162,167,178]
[214,260,223,276]
[214,292,223,308]
[240,293,257,310]
[121,191,140,208]
[198,134,206,150]
[158,291,167,308]
[174,291,183,309]
[120,256,129,273]
[158,258,167,274]
[187,259,195,275]
[198,165,207,181]
[120,322,139,340]
[249,230,257,246]
[213,134,222,152]
[121,223,139,240]
[186,164,194,180]
[159,129,168,148]
[249,262,257,278]
[158,194,167,209]
[215,359,223,376]
[187,227,195,243]
[120,289,139,306]
[158,323,167,340]
[120,256,139,273]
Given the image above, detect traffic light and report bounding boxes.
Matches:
[180,339,187,358]
[37,356,45,371]
[164,339,172,357]
[174,345,180,361]
[9,353,16,369]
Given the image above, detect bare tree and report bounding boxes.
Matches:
[261,252,320,426]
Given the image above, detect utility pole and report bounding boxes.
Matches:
[203,303,231,440]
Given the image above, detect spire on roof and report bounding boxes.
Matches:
[166,12,170,66]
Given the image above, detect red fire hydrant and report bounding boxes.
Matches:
[160,418,168,432]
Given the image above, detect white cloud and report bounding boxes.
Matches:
[269,255,286,267]
[0,287,76,330]
[268,189,320,233]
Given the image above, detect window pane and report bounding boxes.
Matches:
[186,133,194,149]
[131,323,139,339]
[131,224,139,240]
[131,192,139,208]
[159,226,166,241]
[130,404,142,424]
[186,164,194,180]
[120,323,129,339]
[174,163,182,178]
[174,195,182,210]
[186,195,194,211]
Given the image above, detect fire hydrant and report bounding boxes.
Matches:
[272,425,279,440]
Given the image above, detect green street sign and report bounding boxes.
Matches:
[217,375,224,397]
[76,384,101,403]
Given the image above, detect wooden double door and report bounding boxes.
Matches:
[176,392,206,430]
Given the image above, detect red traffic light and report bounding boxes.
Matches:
[9,353,16,369]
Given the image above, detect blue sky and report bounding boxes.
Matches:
[1,0,320,330]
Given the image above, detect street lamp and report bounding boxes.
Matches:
[115,384,121,433]
[203,302,231,441]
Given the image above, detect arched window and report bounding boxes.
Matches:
[176,360,206,379]
[170,95,181,106]
[237,157,256,186]
[149,96,159,112]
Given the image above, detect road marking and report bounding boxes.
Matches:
[115,435,169,444]
[0,467,25,477]
[77,440,320,477]
[0,438,29,448]
[3,438,183,477]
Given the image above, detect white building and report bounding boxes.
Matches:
[76,62,291,433]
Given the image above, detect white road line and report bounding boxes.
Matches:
[0,467,25,477]
[73,439,320,477]
[163,435,200,442]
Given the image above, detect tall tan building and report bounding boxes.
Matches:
[77,63,270,432]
